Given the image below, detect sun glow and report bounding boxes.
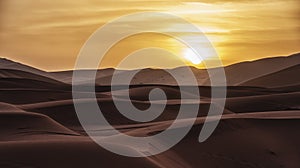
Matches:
[183,48,202,65]
[0,0,299,70]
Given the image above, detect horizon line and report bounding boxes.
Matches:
[1,52,299,73]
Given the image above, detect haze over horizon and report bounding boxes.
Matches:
[0,0,299,71]
[1,52,299,72]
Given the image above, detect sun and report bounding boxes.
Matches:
[183,48,202,65]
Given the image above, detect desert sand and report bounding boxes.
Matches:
[0,53,299,168]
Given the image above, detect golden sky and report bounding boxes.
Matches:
[0,0,299,71]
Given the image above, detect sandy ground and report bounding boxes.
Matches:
[0,54,299,167]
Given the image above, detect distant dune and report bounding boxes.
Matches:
[0,53,299,168]
[241,64,300,88]
[1,53,299,87]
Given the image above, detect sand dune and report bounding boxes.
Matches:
[0,89,74,104]
[158,118,300,168]
[0,53,299,167]
[46,53,300,86]
[0,68,68,90]
[241,64,300,88]
[51,68,118,84]
[0,140,161,168]
[0,69,63,84]
[18,98,231,131]
[225,92,300,113]
[1,53,299,87]
[222,53,300,86]
[0,102,79,141]
[274,84,300,92]
[0,58,60,81]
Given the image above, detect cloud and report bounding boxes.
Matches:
[0,0,299,70]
